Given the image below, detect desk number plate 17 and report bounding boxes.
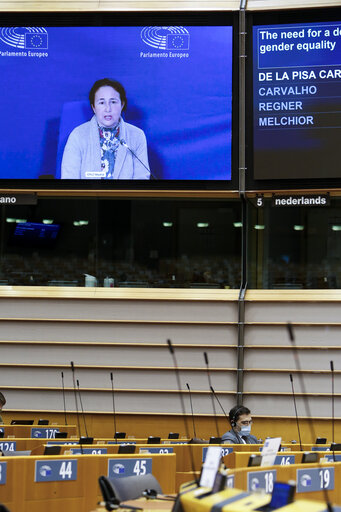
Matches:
[31,428,60,439]
[0,462,7,484]
[247,470,277,493]
[35,459,78,482]
[108,458,152,478]
[296,467,334,493]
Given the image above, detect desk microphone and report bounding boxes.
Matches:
[77,379,89,438]
[61,371,68,425]
[70,361,83,454]
[110,372,118,444]
[330,361,335,445]
[286,322,333,512]
[289,373,302,451]
[203,352,220,438]
[210,385,229,425]
[186,383,197,439]
[167,339,199,486]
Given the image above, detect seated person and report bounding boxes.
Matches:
[61,78,150,180]
[222,405,259,444]
[0,392,6,424]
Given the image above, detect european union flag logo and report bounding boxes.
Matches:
[25,33,48,49]
[166,34,190,51]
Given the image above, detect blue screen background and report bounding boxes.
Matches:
[0,26,232,180]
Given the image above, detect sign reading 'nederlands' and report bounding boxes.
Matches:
[272,194,329,207]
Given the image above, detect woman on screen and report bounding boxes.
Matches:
[61,78,150,180]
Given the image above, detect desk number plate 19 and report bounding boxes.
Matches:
[247,470,277,493]
[31,428,60,439]
[296,467,334,493]
[0,441,16,452]
[35,459,78,482]
[0,462,7,484]
[202,446,233,462]
[108,458,152,478]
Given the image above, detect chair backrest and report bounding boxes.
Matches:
[99,474,162,503]
[43,445,61,455]
[118,444,136,454]
[168,432,179,439]
[115,432,126,439]
[10,420,34,425]
[55,432,68,438]
[147,436,161,444]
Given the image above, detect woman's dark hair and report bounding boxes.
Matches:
[229,405,251,426]
[89,78,127,111]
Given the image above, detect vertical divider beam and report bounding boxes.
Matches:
[237,0,248,406]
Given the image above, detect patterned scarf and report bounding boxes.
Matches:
[98,124,120,179]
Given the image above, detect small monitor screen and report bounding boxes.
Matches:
[253,18,341,180]
[0,23,233,183]
[12,222,60,247]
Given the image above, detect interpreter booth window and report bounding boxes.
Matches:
[247,196,341,289]
[0,197,241,288]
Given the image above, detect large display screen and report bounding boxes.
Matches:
[253,18,341,180]
[0,23,233,183]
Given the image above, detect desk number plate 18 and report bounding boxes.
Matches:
[296,467,334,493]
[0,462,7,484]
[31,428,60,439]
[108,458,152,478]
[0,441,16,452]
[247,470,277,493]
[35,459,78,482]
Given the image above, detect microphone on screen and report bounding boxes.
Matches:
[116,137,157,180]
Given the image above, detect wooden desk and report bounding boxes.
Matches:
[0,424,77,438]
[230,461,341,503]
[0,452,176,512]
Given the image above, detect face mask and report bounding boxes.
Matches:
[240,425,251,436]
